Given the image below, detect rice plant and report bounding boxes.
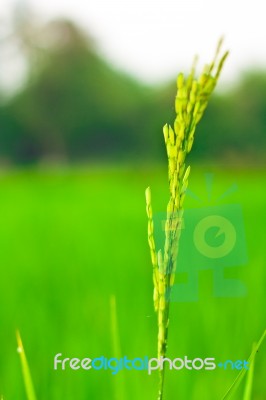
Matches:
[145,39,228,399]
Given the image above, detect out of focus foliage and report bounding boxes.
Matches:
[0,18,265,164]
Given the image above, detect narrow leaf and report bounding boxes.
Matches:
[243,343,256,400]
[221,330,266,400]
[16,331,37,400]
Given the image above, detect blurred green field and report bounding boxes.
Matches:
[0,164,265,400]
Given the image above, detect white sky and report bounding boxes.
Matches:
[0,0,266,89]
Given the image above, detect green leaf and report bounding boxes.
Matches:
[221,330,266,400]
[243,343,256,400]
[16,331,37,400]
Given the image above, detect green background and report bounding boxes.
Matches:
[0,165,265,399]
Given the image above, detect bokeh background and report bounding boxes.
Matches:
[0,1,265,399]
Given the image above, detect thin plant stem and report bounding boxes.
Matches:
[110,295,126,400]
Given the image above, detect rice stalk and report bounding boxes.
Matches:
[145,39,228,400]
[16,330,37,400]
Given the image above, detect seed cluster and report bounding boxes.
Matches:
[145,39,228,399]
